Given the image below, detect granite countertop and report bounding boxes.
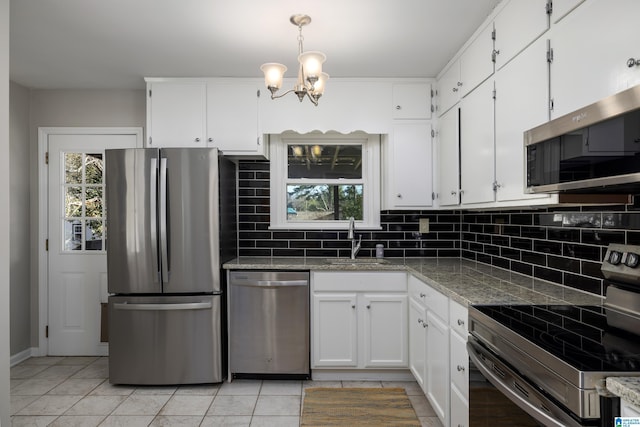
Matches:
[223,257,602,307]
[224,256,640,401]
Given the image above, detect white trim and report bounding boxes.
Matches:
[269,132,381,230]
[310,369,414,381]
[10,347,37,367]
[37,127,143,356]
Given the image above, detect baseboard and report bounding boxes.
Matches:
[10,347,37,367]
[311,369,414,381]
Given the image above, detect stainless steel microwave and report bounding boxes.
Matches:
[525,84,640,193]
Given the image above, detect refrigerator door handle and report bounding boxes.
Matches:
[159,157,169,283]
[113,301,213,311]
[149,157,160,281]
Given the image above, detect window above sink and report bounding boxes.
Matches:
[269,131,381,230]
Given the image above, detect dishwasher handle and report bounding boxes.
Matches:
[232,280,309,288]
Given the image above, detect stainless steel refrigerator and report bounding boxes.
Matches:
[105,147,236,385]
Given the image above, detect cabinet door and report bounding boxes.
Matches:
[450,385,469,427]
[549,0,640,118]
[425,311,450,425]
[494,0,549,71]
[362,294,408,367]
[409,297,427,390]
[437,59,461,116]
[392,83,432,119]
[450,331,469,398]
[495,37,552,203]
[550,0,585,24]
[460,23,495,97]
[147,81,207,147]
[460,79,495,205]
[312,293,358,367]
[386,123,433,208]
[437,107,460,206]
[207,81,264,156]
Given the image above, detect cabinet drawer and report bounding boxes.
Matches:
[450,331,469,397]
[312,272,406,292]
[409,274,448,320]
[449,299,468,338]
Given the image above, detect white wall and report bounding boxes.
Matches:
[10,82,31,357]
[1,0,11,423]
[28,89,145,348]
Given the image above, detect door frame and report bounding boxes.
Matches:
[37,127,143,356]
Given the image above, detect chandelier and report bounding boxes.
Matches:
[260,14,329,106]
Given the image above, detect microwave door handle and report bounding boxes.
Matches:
[159,157,169,284]
[149,157,160,283]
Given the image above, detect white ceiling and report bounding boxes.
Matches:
[10,0,502,90]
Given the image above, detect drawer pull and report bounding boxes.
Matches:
[419,293,426,298]
[457,365,465,372]
[457,319,465,326]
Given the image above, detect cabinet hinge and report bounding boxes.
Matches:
[148,89,152,98]
[257,89,260,98]
[492,89,497,100]
[430,89,435,98]
[547,45,554,63]
[549,98,555,112]
[432,192,436,201]
[546,0,553,15]
[148,136,152,145]
[431,104,435,113]
[45,151,49,164]
[45,239,49,251]
[491,28,496,41]
[46,325,49,338]
[431,129,435,138]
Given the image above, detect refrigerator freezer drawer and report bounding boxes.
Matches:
[108,295,222,385]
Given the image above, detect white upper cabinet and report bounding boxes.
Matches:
[384,123,433,209]
[436,107,460,206]
[459,23,495,98]
[147,80,207,147]
[459,79,495,205]
[436,59,461,117]
[207,80,264,157]
[550,0,586,24]
[493,0,549,71]
[392,82,432,119]
[549,0,640,119]
[494,37,553,203]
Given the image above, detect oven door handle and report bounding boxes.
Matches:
[467,340,580,427]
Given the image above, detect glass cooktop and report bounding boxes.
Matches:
[473,304,640,373]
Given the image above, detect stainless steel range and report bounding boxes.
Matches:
[468,243,640,427]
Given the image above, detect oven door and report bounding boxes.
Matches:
[468,337,601,427]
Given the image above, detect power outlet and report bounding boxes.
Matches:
[419,218,430,234]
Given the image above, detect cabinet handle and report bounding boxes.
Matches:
[351,304,356,309]
[450,191,457,196]
[419,293,426,298]
[457,365,465,372]
[418,318,423,324]
[396,193,402,198]
[366,305,371,309]
[628,58,640,67]
[457,81,463,87]
[457,319,465,326]
[452,87,458,93]
[396,105,402,110]
[423,321,428,328]
[195,138,201,142]
[208,137,213,142]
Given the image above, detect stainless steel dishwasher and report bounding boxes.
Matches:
[228,271,310,379]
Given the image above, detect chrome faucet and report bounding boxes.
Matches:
[348,217,362,259]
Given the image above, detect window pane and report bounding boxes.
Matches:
[288,144,362,179]
[85,220,103,251]
[85,153,103,184]
[64,220,82,251]
[85,186,103,217]
[65,153,83,184]
[65,186,83,217]
[287,184,363,221]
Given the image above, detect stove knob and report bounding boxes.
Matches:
[625,252,640,268]
[608,250,623,265]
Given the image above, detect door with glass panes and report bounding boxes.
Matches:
[47,132,140,355]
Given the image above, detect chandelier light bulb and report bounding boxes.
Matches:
[299,51,326,80]
[260,63,287,92]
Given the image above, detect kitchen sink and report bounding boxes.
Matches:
[326,258,389,266]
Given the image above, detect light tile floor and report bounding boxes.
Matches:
[10,357,444,426]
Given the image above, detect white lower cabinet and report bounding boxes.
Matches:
[311,272,408,369]
[408,274,450,427]
[449,300,469,427]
